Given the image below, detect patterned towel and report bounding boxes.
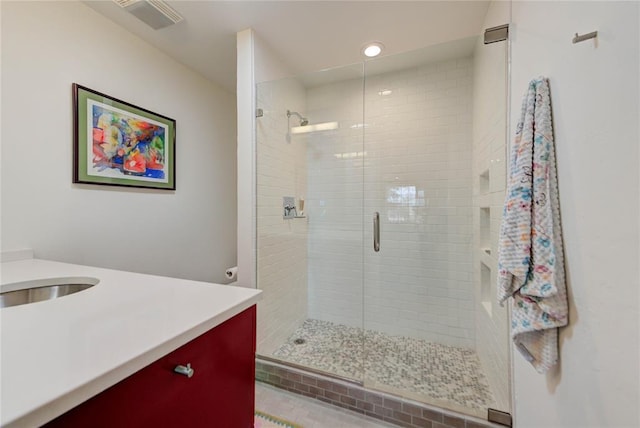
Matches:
[497,77,568,373]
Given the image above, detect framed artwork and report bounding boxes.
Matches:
[73,83,176,190]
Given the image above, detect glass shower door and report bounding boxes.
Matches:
[361,37,510,418]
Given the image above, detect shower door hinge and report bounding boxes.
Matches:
[488,408,512,427]
[484,24,509,44]
[256,108,264,118]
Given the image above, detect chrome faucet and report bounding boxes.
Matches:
[284,204,297,217]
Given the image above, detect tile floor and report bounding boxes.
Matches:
[273,319,496,411]
[256,382,395,428]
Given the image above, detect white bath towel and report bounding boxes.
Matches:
[497,77,568,373]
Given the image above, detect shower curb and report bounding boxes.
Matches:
[256,358,506,428]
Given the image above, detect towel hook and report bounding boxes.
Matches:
[572,31,598,44]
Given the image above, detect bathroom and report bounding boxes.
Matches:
[1,1,639,428]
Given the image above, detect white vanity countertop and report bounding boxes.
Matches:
[0,258,262,427]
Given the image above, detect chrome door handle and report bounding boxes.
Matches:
[373,212,380,252]
[174,363,194,378]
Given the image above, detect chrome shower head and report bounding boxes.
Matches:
[287,110,309,126]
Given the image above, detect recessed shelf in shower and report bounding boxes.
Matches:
[480,207,491,253]
[479,169,490,195]
[480,262,492,316]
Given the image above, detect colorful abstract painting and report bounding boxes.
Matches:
[73,84,176,190]
[88,101,168,181]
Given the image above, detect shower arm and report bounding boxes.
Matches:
[287,110,309,126]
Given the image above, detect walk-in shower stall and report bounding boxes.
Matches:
[254,27,511,421]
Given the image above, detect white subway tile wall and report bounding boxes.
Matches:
[256,77,309,355]
[305,58,476,348]
[471,30,510,412]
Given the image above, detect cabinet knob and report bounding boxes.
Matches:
[174,363,194,378]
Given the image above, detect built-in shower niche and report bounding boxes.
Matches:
[480,207,491,256]
[479,169,490,195]
[479,171,493,316]
[480,261,492,316]
[478,167,491,256]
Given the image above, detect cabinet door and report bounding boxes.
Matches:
[45,306,256,428]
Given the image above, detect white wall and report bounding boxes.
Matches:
[236,29,256,288]
[1,1,237,283]
[472,0,511,413]
[237,29,296,289]
[510,2,639,427]
[306,57,476,348]
[237,29,299,291]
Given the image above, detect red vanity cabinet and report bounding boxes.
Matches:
[44,305,256,428]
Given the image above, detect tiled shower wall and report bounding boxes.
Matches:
[471,3,511,413]
[306,58,475,348]
[256,77,309,355]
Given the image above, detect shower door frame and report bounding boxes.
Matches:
[252,31,514,420]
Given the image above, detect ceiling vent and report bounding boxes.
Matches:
[112,0,183,30]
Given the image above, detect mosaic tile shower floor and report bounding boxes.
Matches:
[273,319,496,411]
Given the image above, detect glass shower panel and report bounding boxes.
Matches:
[255,64,366,383]
[254,32,511,422]
[362,37,510,418]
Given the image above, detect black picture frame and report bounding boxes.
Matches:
[73,83,176,190]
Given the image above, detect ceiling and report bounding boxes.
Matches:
[85,1,491,93]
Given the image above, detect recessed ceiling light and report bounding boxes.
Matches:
[363,42,384,58]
